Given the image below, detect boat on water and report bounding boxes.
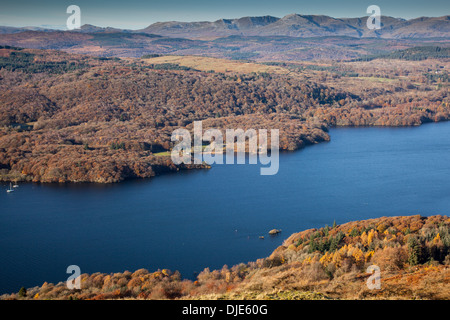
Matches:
[6,182,14,193]
[13,183,19,188]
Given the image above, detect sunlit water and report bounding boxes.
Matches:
[1,122,450,293]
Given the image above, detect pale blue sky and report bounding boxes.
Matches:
[1,0,449,29]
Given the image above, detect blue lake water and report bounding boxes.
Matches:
[1,122,450,293]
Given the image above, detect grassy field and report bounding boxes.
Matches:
[153,151,172,157]
[154,145,224,157]
[356,76,396,83]
[142,55,289,74]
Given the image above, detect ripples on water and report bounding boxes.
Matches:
[1,122,450,293]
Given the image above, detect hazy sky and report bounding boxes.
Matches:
[1,0,449,29]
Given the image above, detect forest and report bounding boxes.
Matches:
[353,46,450,62]
[0,46,449,183]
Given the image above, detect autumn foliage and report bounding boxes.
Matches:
[2,215,449,300]
[0,48,449,183]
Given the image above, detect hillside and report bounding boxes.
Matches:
[355,46,450,61]
[0,47,449,183]
[2,215,449,300]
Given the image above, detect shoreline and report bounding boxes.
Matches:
[1,118,449,185]
[2,214,449,299]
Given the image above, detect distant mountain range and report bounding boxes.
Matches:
[0,26,55,34]
[0,14,448,61]
[137,14,450,39]
[0,24,127,34]
[1,14,449,39]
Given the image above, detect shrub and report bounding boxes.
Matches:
[372,246,408,271]
[18,287,27,298]
[408,236,422,266]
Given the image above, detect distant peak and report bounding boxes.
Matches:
[80,24,96,28]
[282,13,301,18]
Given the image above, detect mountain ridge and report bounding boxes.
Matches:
[137,14,450,39]
[1,14,448,39]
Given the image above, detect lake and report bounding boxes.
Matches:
[1,122,450,294]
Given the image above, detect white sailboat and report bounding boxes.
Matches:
[6,182,14,193]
